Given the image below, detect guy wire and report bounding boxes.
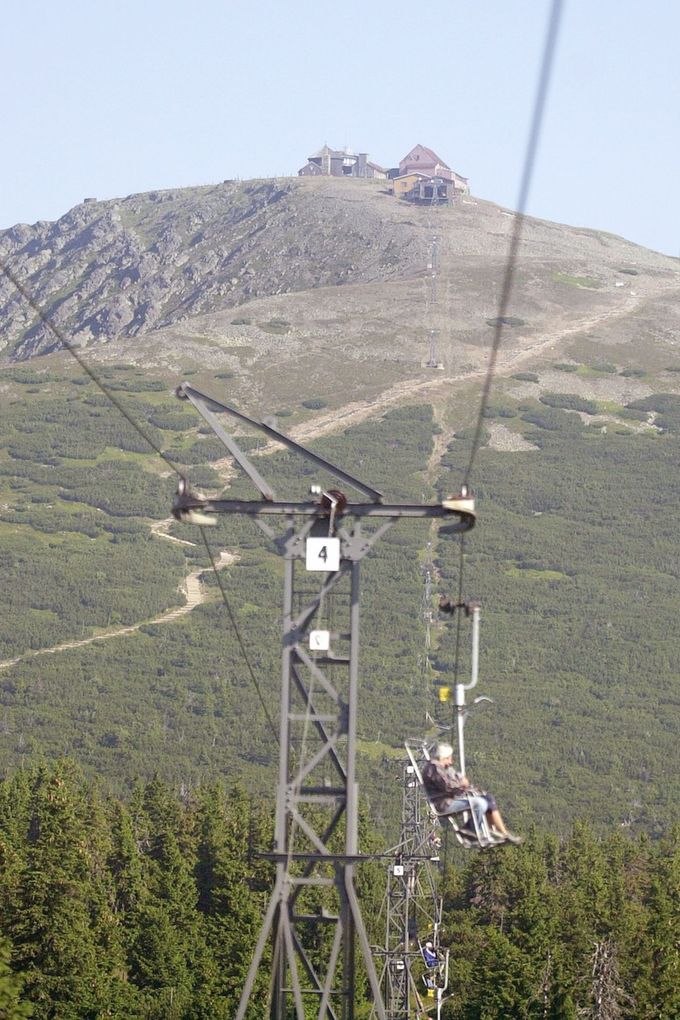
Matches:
[450,0,564,731]
[1,255,277,748]
[199,526,279,745]
[414,3,565,744]
[0,257,181,477]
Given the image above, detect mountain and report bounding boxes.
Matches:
[0,177,429,360]
[1,176,680,838]
[1,176,677,376]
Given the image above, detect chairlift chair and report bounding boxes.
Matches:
[404,740,496,849]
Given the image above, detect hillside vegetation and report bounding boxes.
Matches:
[0,176,679,838]
[1,360,680,841]
[1,174,680,1017]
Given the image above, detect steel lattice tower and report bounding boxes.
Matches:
[172,383,474,1020]
[372,761,447,1020]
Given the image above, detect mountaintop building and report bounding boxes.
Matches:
[298,145,387,179]
[297,142,469,204]
[391,144,469,204]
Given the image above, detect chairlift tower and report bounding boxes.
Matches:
[171,383,475,1020]
[371,762,448,1020]
[421,543,434,654]
[425,235,442,371]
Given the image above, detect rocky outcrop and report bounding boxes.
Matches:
[0,178,424,361]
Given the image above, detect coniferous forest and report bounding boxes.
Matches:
[0,762,677,1018]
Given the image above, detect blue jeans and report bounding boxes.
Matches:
[441,795,489,832]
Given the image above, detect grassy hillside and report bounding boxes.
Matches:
[0,350,680,841]
[434,383,680,837]
[1,176,680,843]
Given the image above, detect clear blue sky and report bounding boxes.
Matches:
[2,0,678,255]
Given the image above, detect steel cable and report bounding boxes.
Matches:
[198,526,279,745]
[446,0,564,744]
[464,0,564,488]
[0,257,182,477]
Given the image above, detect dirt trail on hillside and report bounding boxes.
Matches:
[3,281,673,672]
[0,525,237,673]
[149,516,197,545]
[285,283,677,446]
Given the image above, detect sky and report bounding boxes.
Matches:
[2,0,678,256]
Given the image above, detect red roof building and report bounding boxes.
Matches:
[398,144,468,193]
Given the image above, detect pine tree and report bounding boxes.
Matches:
[84,788,144,1018]
[127,776,202,1017]
[634,826,680,1019]
[466,925,537,1019]
[582,938,632,1020]
[108,800,146,920]
[495,832,558,959]
[555,821,611,1001]
[0,937,33,1019]
[191,785,269,1017]
[542,952,578,1020]
[8,762,124,1018]
[0,772,33,927]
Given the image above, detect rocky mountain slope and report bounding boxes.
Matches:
[2,175,678,373]
[0,177,430,360]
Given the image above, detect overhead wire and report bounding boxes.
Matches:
[198,527,280,745]
[463,0,564,489]
[0,258,181,477]
[0,255,278,746]
[446,0,564,732]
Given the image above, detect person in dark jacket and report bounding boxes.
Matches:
[422,742,521,845]
[422,941,439,969]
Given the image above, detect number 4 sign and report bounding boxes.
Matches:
[305,537,340,572]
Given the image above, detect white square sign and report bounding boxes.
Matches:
[309,629,330,651]
[305,537,340,572]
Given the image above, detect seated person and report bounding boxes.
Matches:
[422,742,521,845]
[422,940,439,969]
